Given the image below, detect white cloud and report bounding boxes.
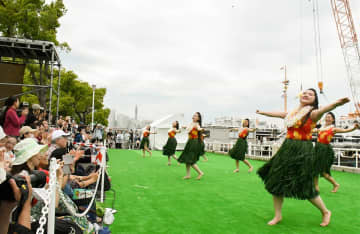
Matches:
[57,0,360,123]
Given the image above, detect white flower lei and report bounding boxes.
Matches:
[284,106,313,128]
[319,124,334,132]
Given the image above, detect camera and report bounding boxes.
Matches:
[0,170,47,201]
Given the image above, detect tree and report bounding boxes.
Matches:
[0,0,70,107]
[22,68,110,126]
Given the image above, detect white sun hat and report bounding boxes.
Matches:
[52,130,71,141]
[13,138,48,166]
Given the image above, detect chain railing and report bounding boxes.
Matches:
[36,142,108,233]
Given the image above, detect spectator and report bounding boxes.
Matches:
[4,136,17,163]
[41,120,49,132]
[11,138,48,176]
[1,96,28,137]
[93,124,103,142]
[115,131,123,149]
[25,104,42,128]
[50,130,71,160]
[106,129,114,148]
[129,129,134,149]
[74,128,84,143]
[19,126,37,140]
[124,130,130,149]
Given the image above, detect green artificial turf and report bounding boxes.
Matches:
[104,149,360,234]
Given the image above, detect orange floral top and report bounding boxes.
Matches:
[168,130,176,138]
[143,131,150,137]
[317,128,334,144]
[189,127,199,139]
[238,129,249,139]
[286,118,316,141]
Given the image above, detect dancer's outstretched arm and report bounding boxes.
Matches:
[311,97,350,121]
[256,110,287,119]
[334,123,359,134]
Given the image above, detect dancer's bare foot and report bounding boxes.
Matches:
[331,184,340,193]
[168,163,171,166]
[248,167,253,173]
[267,216,282,226]
[196,173,204,180]
[183,176,191,180]
[233,169,239,173]
[320,210,331,227]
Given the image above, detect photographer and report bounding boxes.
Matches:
[0,96,28,137]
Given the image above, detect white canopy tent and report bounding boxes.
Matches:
[146,113,188,150]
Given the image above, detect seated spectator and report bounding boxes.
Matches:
[19,126,37,140]
[12,139,92,233]
[50,130,71,160]
[11,138,48,176]
[41,120,49,132]
[1,96,28,137]
[25,104,42,128]
[4,136,17,163]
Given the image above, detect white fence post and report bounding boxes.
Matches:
[47,158,57,234]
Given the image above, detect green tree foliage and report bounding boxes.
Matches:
[0,0,70,107]
[22,68,110,126]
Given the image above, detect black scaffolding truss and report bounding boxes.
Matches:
[0,36,62,122]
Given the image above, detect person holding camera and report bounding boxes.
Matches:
[0,96,28,137]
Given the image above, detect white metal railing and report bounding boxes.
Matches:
[205,142,359,169]
[38,143,109,233]
[333,147,360,169]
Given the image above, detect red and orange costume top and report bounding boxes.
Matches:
[286,118,316,141]
[189,127,199,139]
[317,127,334,144]
[168,130,177,138]
[238,129,249,139]
[143,131,150,137]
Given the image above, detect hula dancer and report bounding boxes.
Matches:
[256,88,349,227]
[163,121,181,166]
[140,125,156,157]
[229,118,254,173]
[313,112,359,193]
[199,133,208,162]
[178,112,204,180]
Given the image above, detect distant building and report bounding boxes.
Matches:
[108,109,152,129]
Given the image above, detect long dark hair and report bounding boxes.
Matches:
[243,118,250,128]
[0,96,19,126]
[327,112,336,126]
[11,163,31,175]
[301,88,319,127]
[195,112,202,127]
[174,121,179,130]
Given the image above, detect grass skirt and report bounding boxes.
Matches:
[140,137,150,149]
[199,141,205,156]
[257,139,319,200]
[178,139,202,165]
[162,137,177,156]
[229,138,248,161]
[314,142,335,176]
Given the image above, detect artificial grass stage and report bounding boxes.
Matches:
[105,149,360,234]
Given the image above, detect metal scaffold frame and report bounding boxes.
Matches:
[0,36,62,122]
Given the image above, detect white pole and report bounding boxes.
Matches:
[91,85,96,130]
[100,140,107,203]
[47,158,57,234]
